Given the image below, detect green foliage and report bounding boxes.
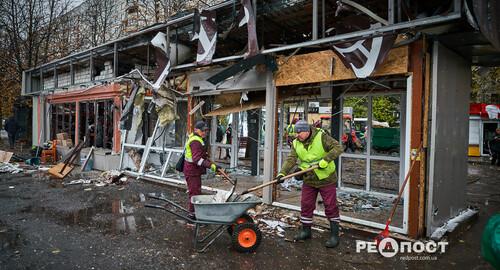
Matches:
[472,67,500,103]
[372,96,400,127]
[343,96,400,126]
[343,97,368,118]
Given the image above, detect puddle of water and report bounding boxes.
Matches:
[23,198,154,236]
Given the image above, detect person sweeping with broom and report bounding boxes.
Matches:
[276,120,343,248]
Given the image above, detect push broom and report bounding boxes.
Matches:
[375,145,422,245]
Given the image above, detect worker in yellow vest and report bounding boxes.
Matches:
[277,120,343,248]
[183,121,221,219]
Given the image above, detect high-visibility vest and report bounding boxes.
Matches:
[292,129,336,180]
[286,124,296,137]
[184,133,204,163]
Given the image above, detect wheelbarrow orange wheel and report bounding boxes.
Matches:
[231,223,262,253]
[227,214,254,235]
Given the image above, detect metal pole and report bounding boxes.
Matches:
[262,70,276,204]
[70,59,74,85]
[114,43,118,78]
[53,65,58,89]
[230,113,238,168]
[388,0,395,24]
[89,52,94,81]
[312,0,318,40]
[322,0,326,38]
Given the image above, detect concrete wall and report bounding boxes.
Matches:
[32,97,39,146]
[426,42,471,237]
[42,62,115,91]
[58,147,121,172]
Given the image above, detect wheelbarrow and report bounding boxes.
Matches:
[144,177,262,253]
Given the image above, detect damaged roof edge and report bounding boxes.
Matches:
[172,11,463,71]
[25,0,236,73]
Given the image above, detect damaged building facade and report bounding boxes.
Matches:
[22,0,500,239]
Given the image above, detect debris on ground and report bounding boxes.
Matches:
[0,163,23,174]
[279,178,303,191]
[337,190,393,212]
[101,170,127,184]
[259,219,294,237]
[62,170,130,188]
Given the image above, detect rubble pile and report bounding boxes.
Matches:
[63,170,129,187]
[247,204,300,238]
[337,190,394,212]
[0,163,23,174]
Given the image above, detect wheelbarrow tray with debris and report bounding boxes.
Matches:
[145,191,262,253]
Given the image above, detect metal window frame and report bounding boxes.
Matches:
[273,76,412,234]
[479,120,500,156]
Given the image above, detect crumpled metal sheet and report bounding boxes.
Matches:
[126,87,146,144]
[0,163,23,174]
[119,84,140,131]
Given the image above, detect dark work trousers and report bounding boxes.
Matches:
[300,182,340,226]
[186,175,202,214]
[8,133,16,148]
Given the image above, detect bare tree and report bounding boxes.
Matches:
[79,0,116,47]
[0,0,73,117]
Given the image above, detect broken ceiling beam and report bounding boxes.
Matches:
[339,0,389,26]
[207,54,277,85]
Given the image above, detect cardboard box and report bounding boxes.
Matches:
[0,150,13,163]
[56,133,69,140]
[62,139,73,148]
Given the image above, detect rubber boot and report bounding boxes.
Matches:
[294,226,312,241]
[325,221,340,248]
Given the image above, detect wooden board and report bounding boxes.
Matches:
[0,151,13,163]
[48,163,75,179]
[274,46,409,86]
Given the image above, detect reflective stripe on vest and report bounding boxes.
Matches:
[184,134,204,163]
[292,129,336,180]
[286,124,297,136]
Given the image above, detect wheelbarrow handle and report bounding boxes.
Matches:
[241,165,319,195]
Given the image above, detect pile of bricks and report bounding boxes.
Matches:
[56,133,74,148]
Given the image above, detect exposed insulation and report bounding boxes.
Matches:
[275,47,408,86]
[204,99,265,116]
[215,93,242,106]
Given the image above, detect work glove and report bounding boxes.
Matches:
[210,164,220,173]
[275,173,286,184]
[318,159,329,169]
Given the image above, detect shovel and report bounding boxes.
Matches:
[217,168,237,202]
[239,165,319,196]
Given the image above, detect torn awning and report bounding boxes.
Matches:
[204,99,265,116]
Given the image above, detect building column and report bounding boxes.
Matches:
[113,84,122,154]
[75,102,80,145]
[230,113,239,168]
[262,70,277,204]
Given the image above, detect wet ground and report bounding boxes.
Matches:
[0,156,498,269]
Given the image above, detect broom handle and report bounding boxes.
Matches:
[242,165,319,194]
[217,168,234,185]
[387,145,422,224]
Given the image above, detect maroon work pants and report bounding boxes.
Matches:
[300,183,340,226]
[185,175,202,214]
